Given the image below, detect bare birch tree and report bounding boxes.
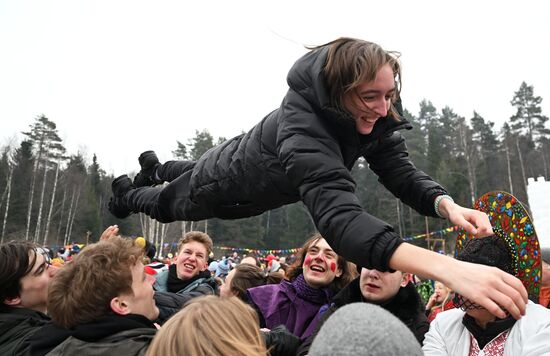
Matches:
[43,160,61,245]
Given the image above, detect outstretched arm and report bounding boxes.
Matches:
[389,243,527,320]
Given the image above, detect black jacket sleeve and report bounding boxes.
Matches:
[364,131,448,217]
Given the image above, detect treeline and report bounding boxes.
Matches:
[0,82,547,253]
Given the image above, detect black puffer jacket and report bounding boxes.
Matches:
[126,47,446,271]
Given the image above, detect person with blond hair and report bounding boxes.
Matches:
[426,281,455,322]
[147,295,266,356]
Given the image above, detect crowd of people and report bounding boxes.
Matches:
[1,224,550,355]
[3,36,550,354]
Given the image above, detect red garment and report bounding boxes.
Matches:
[428,299,456,322]
[539,286,550,308]
[469,330,509,356]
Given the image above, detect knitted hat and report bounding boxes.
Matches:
[216,258,231,277]
[455,191,542,301]
[309,303,422,356]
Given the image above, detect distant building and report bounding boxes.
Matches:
[527,177,550,248]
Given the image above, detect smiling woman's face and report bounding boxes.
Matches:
[342,63,396,135]
[302,238,342,289]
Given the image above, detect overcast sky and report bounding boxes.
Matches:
[1,0,549,176]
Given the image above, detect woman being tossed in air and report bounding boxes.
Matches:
[109,37,527,319]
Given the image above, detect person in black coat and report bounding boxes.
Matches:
[298,267,428,355]
[108,37,527,319]
[0,241,56,356]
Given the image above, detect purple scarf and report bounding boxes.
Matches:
[248,274,333,339]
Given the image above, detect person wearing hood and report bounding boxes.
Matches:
[108,37,528,319]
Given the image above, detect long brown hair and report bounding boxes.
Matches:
[287,233,356,291]
[312,37,401,118]
[146,296,266,356]
[230,263,283,301]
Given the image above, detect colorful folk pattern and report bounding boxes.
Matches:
[455,191,541,300]
[469,330,509,356]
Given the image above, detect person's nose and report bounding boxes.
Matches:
[367,269,380,279]
[372,98,389,118]
[146,274,156,285]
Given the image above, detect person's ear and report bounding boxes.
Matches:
[110,296,131,316]
[3,296,21,307]
[199,263,208,272]
[335,264,343,278]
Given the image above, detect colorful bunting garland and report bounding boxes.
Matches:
[205,227,460,255]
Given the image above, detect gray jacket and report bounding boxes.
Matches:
[46,328,156,356]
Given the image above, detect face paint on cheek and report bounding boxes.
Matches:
[304,255,312,267]
[330,262,337,273]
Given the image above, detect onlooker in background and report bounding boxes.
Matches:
[220,263,283,301]
[298,267,428,354]
[228,251,241,265]
[134,237,157,264]
[215,256,231,279]
[426,281,455,322]
[240,255,260,267]
[308,303,423,356]
[146,296,266,356]
[247,233,355,340]
[152,231,218,324]
[28,236,158,355]
[0,241,57,356]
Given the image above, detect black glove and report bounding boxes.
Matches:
[262,325,300,356]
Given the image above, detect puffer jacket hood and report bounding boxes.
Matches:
[287,47,331,110]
